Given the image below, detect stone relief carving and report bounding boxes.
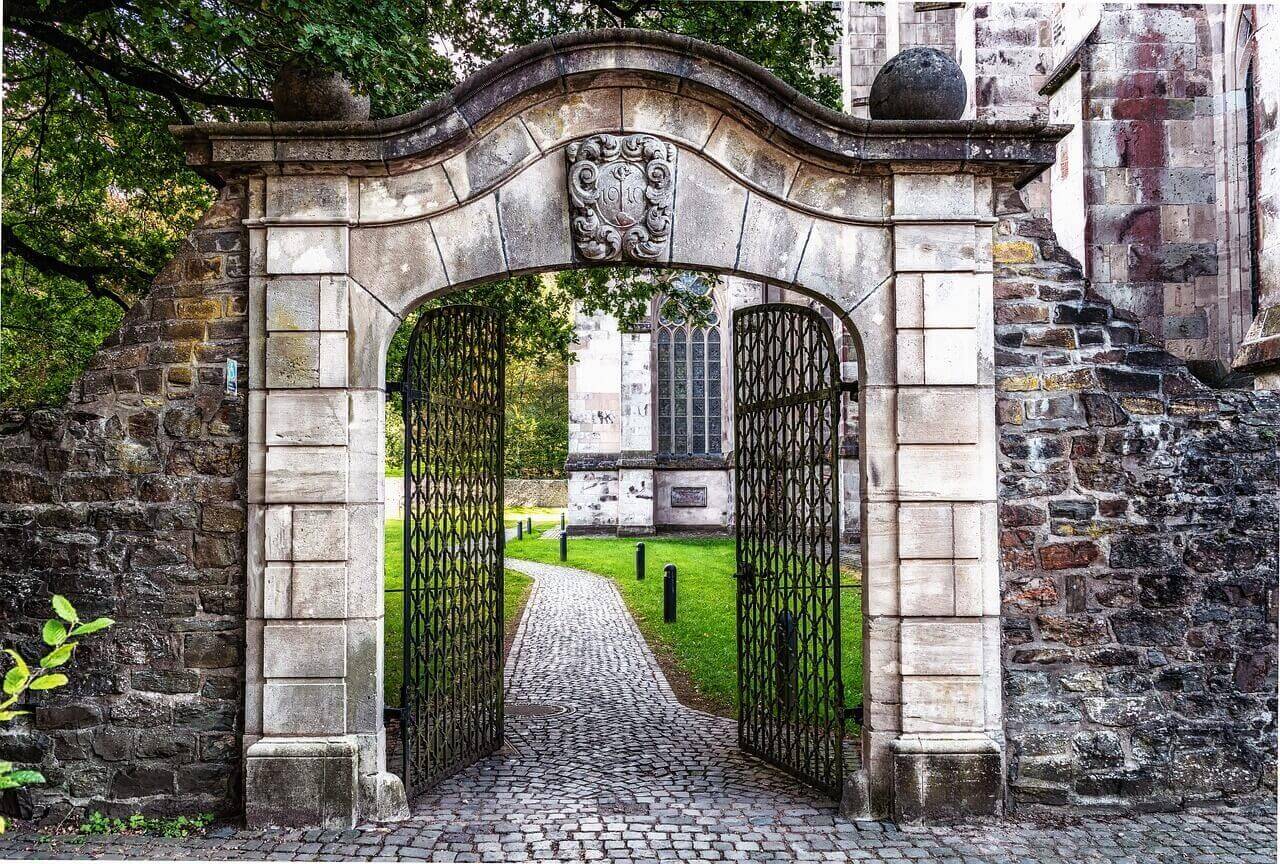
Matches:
[567,134,675,262]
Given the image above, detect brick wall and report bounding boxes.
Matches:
[0,183,249,820]
[993,187,1278,810]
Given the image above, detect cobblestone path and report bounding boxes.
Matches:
[1,559,1274,862]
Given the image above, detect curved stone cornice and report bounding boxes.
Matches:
[172,29,1068,188]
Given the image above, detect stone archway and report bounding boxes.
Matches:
[172,29,1065,827]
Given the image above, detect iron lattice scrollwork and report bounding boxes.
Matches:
[402,304,505,799]
[733,303,844,798]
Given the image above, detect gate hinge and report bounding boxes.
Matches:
[840,381,859,397]
[385,380,402,400]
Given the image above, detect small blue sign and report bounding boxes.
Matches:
[226,358,239,396]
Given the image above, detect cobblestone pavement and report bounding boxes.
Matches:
[2,559,1275,862]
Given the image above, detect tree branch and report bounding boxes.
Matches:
[2,225,131,310]
[6,18,274,114]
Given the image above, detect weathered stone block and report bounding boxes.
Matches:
[898,504,953,559]
[262,623,347,679]
[523,90,622,150]
[499,154,572,273]
[293,505,348,561]
[671,152,747,271]
[264,446,348,504]
[899,560,955,616]
[894,174,975,218]
[265,390,348,447]
[266,226,347,275]
[901,677,985,732]
[292,564,348,619]
[735,194,813,284]
[703,115,798,195]
[901,620,984,676]
[893,747,1002,822]
[443,117,537,201]
[430,195,507,286]
[266,176,350,222]
[349,220,448,315]
[359,166,456,223]
[621,88,720,149]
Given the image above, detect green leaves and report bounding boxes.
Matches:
[3,650,29,682]
[72,618,115,636]
[27,674,69,691]
[2,668,24,697]
[51,595,77,624]
[42,619,67,646]
[40,643,77,669]
[3,0,839,408]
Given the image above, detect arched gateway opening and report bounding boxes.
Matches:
[172,30,1065,827]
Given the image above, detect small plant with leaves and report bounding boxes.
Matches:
[1,595,113,833]
[79,810,214,838]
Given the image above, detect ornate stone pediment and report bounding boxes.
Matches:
[566,134,675,263]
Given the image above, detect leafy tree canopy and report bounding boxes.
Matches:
[2,0,839,407]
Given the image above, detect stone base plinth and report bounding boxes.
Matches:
[245,737,359,828]
[891,735,1002,823]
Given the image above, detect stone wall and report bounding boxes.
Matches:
[993,189,1278,810]
[0,183,249,820]
[504,478,567,509]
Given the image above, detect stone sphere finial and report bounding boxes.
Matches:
[272,60,371,122]
[869,47,967,121]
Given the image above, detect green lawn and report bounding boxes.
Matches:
[503,506,563,531]
[503,534,863,719]
[383,517,532,705]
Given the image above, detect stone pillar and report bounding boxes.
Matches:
[617,322,655,536]
[882,171,1003,822]
[244,174,406,827]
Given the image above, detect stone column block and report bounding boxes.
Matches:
[261,682,347,735]
[266,390,349,446]
[264,446,349,504]
[266,226,348,275]
[263,623,347,678]
[292,564,348,619]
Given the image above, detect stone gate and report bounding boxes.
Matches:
[167,30,1065,826]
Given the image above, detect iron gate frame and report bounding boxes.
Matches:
[401,303,506,800]
[733,302,845,798]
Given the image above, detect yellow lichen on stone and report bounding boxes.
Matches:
[993,240,1036,264]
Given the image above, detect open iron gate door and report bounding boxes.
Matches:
[733,303,844,798]
[401,304,505,799]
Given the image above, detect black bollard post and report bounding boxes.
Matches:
[561,511,566,533]
[527,516,533,534]
[559,529,567,562]
[635,542,646,580]
[516,520,523,540]
[663,564,677,623]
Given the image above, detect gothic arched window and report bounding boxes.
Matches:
[655,276,722,456]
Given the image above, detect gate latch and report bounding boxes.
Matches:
[734,564,755,592]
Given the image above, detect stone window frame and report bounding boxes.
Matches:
[652,275,725,458]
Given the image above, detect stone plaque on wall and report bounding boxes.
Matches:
[670,486,708,508]
[567,134,674,262]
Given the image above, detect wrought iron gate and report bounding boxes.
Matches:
[733,303,844,798]
[401,304,505,798]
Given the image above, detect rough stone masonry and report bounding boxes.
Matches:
[0,182,249,820]
[992,193,1278,810]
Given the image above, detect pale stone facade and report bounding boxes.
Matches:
[825,1,1280,380]
[571,1,1280,537]
[566,278,860,537]
[171,30,1064,826]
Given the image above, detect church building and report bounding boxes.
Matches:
[565,0,1279,537]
